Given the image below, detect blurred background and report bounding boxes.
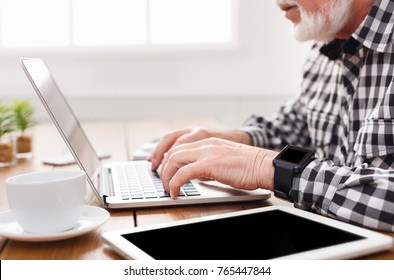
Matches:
[0,0,310,128]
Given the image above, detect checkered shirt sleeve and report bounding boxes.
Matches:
[240,0,394,231]
[240,98,312,150]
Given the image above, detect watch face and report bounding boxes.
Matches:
[279,147,309,164]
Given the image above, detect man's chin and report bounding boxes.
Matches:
[292,25,314,42]
[292,25,335,43]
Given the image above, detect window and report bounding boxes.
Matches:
[0,0,236,48]
[0,0,70,47]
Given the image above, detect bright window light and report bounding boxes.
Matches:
[0,0,70,47]
[149,0,233,44]
[72,0,147,46]
[0,0,236,48]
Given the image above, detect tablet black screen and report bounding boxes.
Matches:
[121,210,364,259]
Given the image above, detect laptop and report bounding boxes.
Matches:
[20,57,271,209]
[102,205,393,259]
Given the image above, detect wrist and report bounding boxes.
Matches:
[255,149,278,191]
[272,145,315,201]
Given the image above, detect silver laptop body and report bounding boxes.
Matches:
[20,57,271,209]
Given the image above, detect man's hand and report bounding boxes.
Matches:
[148,127,251,170]
[159,137,277,198]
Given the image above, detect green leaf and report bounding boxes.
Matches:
[11,99,38,133]
[0,100,15,139]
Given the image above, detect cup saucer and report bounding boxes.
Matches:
[0,205,109,242]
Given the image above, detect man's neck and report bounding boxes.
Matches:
[335,0,375,39]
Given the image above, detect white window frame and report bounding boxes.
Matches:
[0,0,241,58]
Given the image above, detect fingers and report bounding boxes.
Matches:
[160,138,231,197]
[159,137,223,174]
[161,149,210,198]
[149,129,190,170]
[149,128,212,170]
[168,162,209,198]
[159,137,272,198]
[160,148,201,194]
[150,131,252,198]
[172,128,208,147]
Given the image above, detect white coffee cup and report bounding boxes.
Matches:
[6,169,86,234]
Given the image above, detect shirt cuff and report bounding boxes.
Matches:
[238,126,267,147]
[290,159,338,216]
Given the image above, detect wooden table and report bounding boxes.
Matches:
[0,119,393,260]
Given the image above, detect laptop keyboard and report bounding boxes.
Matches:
[116,164,201,200]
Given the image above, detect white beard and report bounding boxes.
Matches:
[277,0,352,42]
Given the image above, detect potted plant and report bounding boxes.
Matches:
[11,99,38,158]
[0,100,16,166]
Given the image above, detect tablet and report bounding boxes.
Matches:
[102,205,393,260]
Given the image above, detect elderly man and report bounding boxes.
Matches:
[148,0,394,231]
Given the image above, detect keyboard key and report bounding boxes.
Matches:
[116,163,198,201]
[157,192,170,197]
[185,191,201,196]
[145,193,158,199]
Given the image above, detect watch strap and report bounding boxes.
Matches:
[273,160,294,201]
[273,145,315,201]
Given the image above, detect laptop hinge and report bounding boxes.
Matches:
[100,167,114,206]
[103,195,109,207]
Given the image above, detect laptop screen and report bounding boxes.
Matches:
[20,58,101,181]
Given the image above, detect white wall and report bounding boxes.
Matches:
[0,0,311,127]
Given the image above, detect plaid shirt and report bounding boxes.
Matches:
[241,0,394,231]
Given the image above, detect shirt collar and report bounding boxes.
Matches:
[320,0,394,59]
[352,0,394,52]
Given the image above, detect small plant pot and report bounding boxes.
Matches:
[0,136,16,167]
[16,134,33,158]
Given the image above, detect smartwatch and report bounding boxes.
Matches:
[273,145,315,201]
